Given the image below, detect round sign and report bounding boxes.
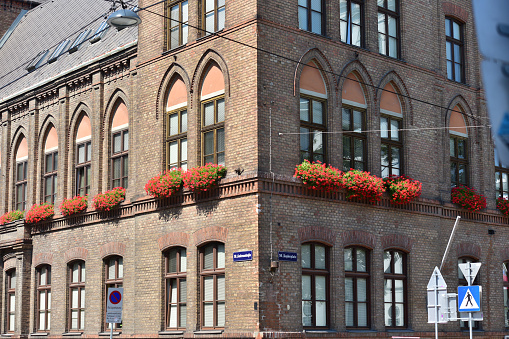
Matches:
[109,290,122,304]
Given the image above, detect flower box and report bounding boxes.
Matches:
[341,169,385,203]
[294,160,343,192]
[183,164,227,193]
[383,175,422,205]
[145,169,183,198]
[60,195,88,216]
[92,187,126,212]
[0,210,24,225]
[497,197,509,216]
[25,203,54,224]
[451,186,486,212]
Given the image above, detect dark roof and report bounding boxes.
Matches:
[0,0,138,103]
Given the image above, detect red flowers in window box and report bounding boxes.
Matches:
[92,187,126,212]
[294,160,343,192]
[341,169,385,203]
[0,210,24,225]
[25,203,54,224]
[182,164,227,193]
[59,195,88,216]
[451,185,486,211]
[497,197,509,216]
[145,169,184,198]
[383,175,422,205]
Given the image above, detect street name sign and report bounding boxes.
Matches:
[233,250,253,262]
[278,251,297,262]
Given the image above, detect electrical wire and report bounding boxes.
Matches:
[139,6,487,125]
[278,125,489,136]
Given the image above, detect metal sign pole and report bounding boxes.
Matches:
[467,262,473,339]
[435,271,439,339]
[110,323,113,339]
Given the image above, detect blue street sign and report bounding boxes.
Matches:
[278,251,297,262]
[458,285,481,312]
[233,250,253,262]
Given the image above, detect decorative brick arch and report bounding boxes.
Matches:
[377,71,413,120]
[33,252,53,267]
[501,249,509,263]
[456,242,481,260]
[103,89,129,130]
[446,95,473,130]
[442,2,469,22]
[191,49,230,99]
[381,234,413,252]
[158,232,190,251]
[293,48,336,97]
[99,242,126,259]
[337,59,375,106]
[64,247,88,263]
[193,226,228,246]
[342,230,376,249]
[156,63,192,120]
[298,226,336,246]
[3,258,16,271]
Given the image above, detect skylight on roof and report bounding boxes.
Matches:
[48,39,70,63]
[69,29,91,53]
[90,22,110,44]
[26,50,49,72]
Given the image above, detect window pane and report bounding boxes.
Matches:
[181,139,188,165]
[180,279,187,301]
[314,245,325,269]
[72,289,79,308]
[169,141,178,166]
[302,275,311,300]
[387,0,396,11]
[204,131,214,156]
[205,13,214,34]
[340,21,347,42]
[455,64,462,82]
[217,243,225,268]
[302,244,311,268]
[388,16,396,37]
[217,302,225,327]
[312,131,323,156]
[82,263,86,281]
[302,300,312,326]
[457,139,466,158]
[204,245,214,270]
[391,119,400,140]
[445,18,451,36]
[357,278,367,302]
[384,251,391,273]
[389,37,397,58]
[217,99,225,122]
[315,275,326,300]
[341,248,353,273]
[48,290,51,308]
[340,0,347,20]
[447,61,453,80]
[379,33,386,55]
[298,7,308,30]
[378,13,385,33]
[170,113,179,135]
[503,173,509,193]
[80,309,85,329]
[392,147,400,168]
[311,11,321,34]
[459,164,467,185]
[169,304,177,328]
[384,279,392,302]
[353,110,362,132]
[454,44,461,63]
[352,24,361,46]
[9,294,15,312]
[180,304,187,327]
[71,310,78,329]
[39,311,45,330]
[450,137,455,157]
[204,276,213,301]
[78,144,85,163]
[204,102,214,126]
[357,248,366,272]
[358,302,368,326]
[72,263,79,282]
[394,252,403,274]
[113,133,122,153]
[204,302,213,326]
[451,162,457,184]
[300,98,310,122]
[453,21,460,40]
[354,138,364,161]
[380,117,388,138]
[342,108,351,130]
[113,158,121,180]
[300,127,309,152]
[316,301,326,326]
[312,100,323,124]
[395,279,404,302]
[310,0,321,11]
[81,288,85,308]
[45,154,53,173]
[41,267,47,285]
[217,128,225,153]
[86,142,91,161]
[181,111,188,133]
[345,302,354,326]
[205,0,214,12]
[345,277,353,301]
[108,259,116,279]
[352,4,361,24]
[217,275,225,300]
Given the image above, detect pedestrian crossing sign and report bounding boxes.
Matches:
[458,285,481,312]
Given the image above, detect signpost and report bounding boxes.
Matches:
[457,262,482,339]
[427,267,448,339]
[106,288,123,339]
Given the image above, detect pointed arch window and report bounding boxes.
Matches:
[449,106,468,187]
[380,82,403,177]
[15,137,28,211]
[299,61,327,163]
[166,77,188,170]
[111,102,129,189]
[43,126,58,204]
[201,64,225,166]
[342,73,367,171]
[75,115,91,196]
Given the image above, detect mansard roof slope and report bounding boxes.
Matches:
[0,0,138,104]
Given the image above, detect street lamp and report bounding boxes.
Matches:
[106,8,141,30]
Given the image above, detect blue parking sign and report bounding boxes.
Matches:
[458,285,481,312]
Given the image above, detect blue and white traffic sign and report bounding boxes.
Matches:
[458,286,481,312]
[233,250,253,262]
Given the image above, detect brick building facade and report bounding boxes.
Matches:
[0,0,506,337]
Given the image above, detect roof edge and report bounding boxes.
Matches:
[0,40,137,105]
